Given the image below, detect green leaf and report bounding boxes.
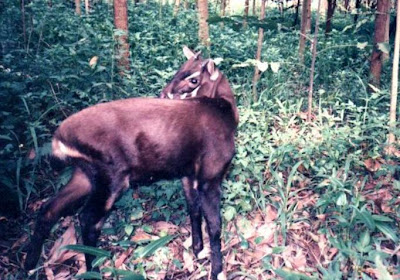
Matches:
[76,272,103,279]
[354,208,375,230]
[270,62,280,73]
[257,61,268,72]
[125,224,134,236]
[114,269,145,280]
[377,42,390,54]
[63,245,111,258]
[213,57,224,65]
[372,215,394,223]
[375,255,393,280]
[357,42,368,49]
[376,222,398,242]
[135,235,175,259]
[359,230,370,247]
[336,192,348,206]
[223,205,236,222]
[91,256,108,268]
[274,268,314,280]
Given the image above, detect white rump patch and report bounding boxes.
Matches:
[52,138,90,161]
[167,92,174,99]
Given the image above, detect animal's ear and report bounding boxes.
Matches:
[183,46,201,60]
[203,59,220,81]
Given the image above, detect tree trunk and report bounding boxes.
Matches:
[221,0,226,17]
[174,0,180,16]
[252,0,256,15]
[325,0,336,35]
[388,0,400,149]
[383,7,391,61]
[299,0,310,63]
[354,0,361,23]
[293,0,299,26]
[75,0,81,15]
[184,0,188,9]
[344,0,349,12]
[198,0,210,47]
[370,0,390,88]
[114,0,130,74]
[305,0,311,32]
[85,0,89,14]
[252,0,266,102]
[308,0,322,122]
[21,0,27,46]
[243,0,249,28]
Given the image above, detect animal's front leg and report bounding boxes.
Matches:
[199,178,223,280]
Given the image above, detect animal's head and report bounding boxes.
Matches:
[160,46,221,100]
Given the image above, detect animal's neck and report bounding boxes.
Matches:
[200,75,239,125]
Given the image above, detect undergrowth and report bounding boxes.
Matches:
[1,0,399,279]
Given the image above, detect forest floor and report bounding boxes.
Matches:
[1,167,399,279]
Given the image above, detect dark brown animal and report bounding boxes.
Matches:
[24,47,238,280]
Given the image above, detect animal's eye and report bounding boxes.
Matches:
[190,78,198,84]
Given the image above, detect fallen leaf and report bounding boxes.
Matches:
[364,158,381,172]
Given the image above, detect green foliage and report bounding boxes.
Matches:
[1,0,399,279]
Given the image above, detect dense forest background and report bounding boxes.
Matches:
[1,0,400,279]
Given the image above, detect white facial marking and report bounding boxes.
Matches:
[190,86,200,97]
[180,93,187,99]
[167,92,174,99]
[185,71,201,80]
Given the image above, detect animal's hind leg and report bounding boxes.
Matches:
[79,170,129,271]
[182,177,203,256]
[24,168,92,270]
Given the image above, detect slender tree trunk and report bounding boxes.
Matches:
[75,0,81,15]
[184,0,188,9]
[370,0,390,88]
[252,0,256,15]
[85,0,89,14]
[308,0,322,122]
[305,0,311,32]
[388,0,400,149]
[299,0,310,63]
[220,0,226,28]
[174,0,180,16]
[383,7,391,61]
[344,0,349,12]
[252,0,266,102]
[293,0,299,26]
[243,0,249,28]
[114,0,130,74]
[21,0,27,47]
[198,0,210,47]
[354,0,361,23]
[325,0,336,35]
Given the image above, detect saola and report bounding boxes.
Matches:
[24,47,238,280]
